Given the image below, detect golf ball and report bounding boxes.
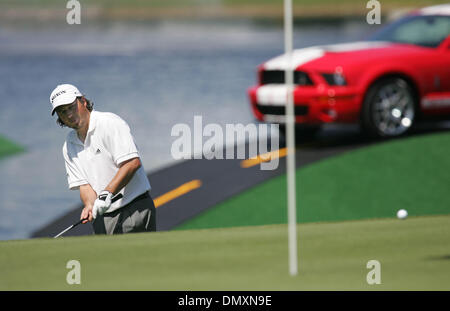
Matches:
[397,209,408,219]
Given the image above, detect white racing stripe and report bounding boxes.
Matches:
[257,41,392,106]
[264,47,324,71]
[319,41,392,52]
[263,41,392,71]
[256,85,289,106]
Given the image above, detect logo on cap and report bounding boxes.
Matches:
[51,90,67,104]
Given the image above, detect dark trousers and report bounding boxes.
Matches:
[93,192,156,235]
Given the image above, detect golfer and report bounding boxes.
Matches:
[50,84,156,234]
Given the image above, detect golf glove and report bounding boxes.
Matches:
[92,190,113,219]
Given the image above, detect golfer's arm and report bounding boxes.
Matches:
[79,184,97,208]
[104,157,141,195]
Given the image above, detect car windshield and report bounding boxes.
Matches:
[368,15,450,48]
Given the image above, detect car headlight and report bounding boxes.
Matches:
[321,73,347,86]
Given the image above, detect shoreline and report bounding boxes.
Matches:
[0,4,420,24]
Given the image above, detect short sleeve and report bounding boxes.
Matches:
[103,116,140,166]
[63,142,88,190]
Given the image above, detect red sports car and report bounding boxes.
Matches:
[248,4,450,138]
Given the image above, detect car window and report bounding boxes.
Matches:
[369,15,450,47]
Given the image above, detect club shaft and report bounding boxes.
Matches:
[54,224,75,238]
[53,193,123,238]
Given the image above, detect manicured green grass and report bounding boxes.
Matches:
[1,215,449,290]
[0,135,24,160]
[177,132,450,231]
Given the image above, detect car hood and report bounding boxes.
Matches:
[262,41,427,71]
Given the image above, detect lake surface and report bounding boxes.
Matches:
[0,19,378,240]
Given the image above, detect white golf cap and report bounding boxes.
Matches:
[49,84,83,115]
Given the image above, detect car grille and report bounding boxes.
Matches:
[261,70,313,85]
[256,104,309,116]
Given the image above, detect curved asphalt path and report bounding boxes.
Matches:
[31,122,450,238]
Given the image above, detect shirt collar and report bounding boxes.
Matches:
[86,110,97,134]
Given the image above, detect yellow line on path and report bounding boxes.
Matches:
[154,179,202,208]
[240,147,288,169]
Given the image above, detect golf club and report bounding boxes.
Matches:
[54,193,123,238]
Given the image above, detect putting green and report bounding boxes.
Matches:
[177,132,450,230]
[1,215,449,290]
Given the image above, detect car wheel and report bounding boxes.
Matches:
[362,77,416,138]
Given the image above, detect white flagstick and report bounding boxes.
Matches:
[284,0,298,276]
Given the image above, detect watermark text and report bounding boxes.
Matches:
[171,116,280,170]
[66,259,81,285]
[66,0,81,25]
[366,0,381,25]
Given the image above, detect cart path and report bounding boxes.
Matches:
[31,123,447,238]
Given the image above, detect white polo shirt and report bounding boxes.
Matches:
[62,110,151,213]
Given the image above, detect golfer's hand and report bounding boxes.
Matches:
[92,190,113,219]
[81,206,93,223]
